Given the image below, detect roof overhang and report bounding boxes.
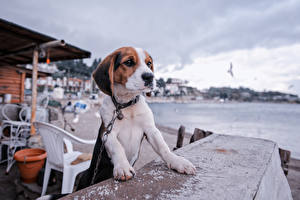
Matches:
[0,18,91,66]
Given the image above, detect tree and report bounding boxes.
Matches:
[88,58,101,75]
[156,78,166,88]
[54,58,101,79]
[166,78,172,84]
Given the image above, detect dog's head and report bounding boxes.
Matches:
[93,47,154,96]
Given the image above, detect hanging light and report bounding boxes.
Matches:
[46,49,50,64]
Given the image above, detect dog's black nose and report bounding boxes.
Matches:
[141,72,154,86]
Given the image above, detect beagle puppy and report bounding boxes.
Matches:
[80,46,196,184]
[40,47,196,200]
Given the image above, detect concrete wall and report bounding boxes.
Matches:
[64,134,292,200]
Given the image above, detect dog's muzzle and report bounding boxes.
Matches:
[141,72,154,88]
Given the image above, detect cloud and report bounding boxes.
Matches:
[1,0,300,94]
[2,1,300,65]
[155,43,300,95]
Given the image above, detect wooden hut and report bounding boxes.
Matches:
[0,65,50,103]
[0,18,91,104]
[0,18,91,133]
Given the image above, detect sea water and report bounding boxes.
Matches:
[149,102,300,159]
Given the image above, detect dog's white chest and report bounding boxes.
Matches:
[100,97,149,166]
[100,96,153,165]
[116,118,144,165]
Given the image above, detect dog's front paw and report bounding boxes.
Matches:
[113,162,135,181]
[167,154,196,175]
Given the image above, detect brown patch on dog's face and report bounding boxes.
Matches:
[144,51,154,72]
[144,51,154,97]
[114,47,140,85]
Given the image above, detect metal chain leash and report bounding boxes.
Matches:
[90,109,120,185]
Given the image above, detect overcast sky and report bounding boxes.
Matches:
[1,0,300,95]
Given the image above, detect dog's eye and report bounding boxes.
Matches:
[147,61,152,67]
[124,59,134,67]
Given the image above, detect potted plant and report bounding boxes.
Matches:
[14,148,47,183]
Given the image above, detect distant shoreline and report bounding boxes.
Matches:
[147,96,300,105]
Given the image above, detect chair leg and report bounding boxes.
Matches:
[6,159,15,174]
[41,162,51,196]
[0,145,8,164]
[6,146,16,174]
[61,168,76,194]
[0,144,2,163]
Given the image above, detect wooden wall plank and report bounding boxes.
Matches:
[20,72,25,102]
[0,65,22,103]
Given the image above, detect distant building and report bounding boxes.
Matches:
[84,80,92,92]
[165,78,185,95]
[163,78,200,97]
[240,92,251,101]
[37,75,93,93]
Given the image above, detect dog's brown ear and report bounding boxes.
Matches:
[93,52,119,96]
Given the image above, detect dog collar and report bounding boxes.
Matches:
[111,95,140,120]
[111,95,140,110]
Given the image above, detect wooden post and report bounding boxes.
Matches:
[190,128,204,143]
[279,148,291,175]
[190,128,213,143]
[20,72,25,103]
[30,48,38,135]
[174,125,185,150]
[205,131,213,137]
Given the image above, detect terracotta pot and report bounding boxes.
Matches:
[14,148,47,183]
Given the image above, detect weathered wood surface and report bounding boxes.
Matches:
[63,134,292,200]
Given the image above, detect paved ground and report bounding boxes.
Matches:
[0,106,299,199]
[288,158,300,200]
[0,163,20,200]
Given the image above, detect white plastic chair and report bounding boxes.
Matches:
[33,121,96,195]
